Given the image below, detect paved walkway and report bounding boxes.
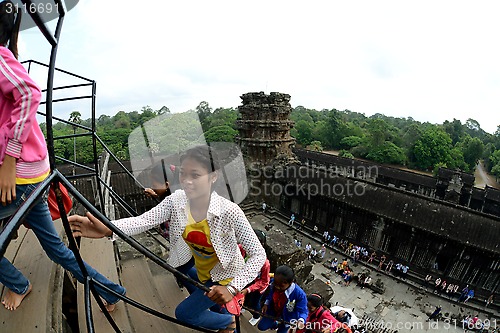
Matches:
[247,208,499,333]
[475,161,500,189]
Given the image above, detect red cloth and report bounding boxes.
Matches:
[272,290,287,315]
[238,243,246,257]
[47,183,73,221]
[297,307,346,333]
[246,259,271,294]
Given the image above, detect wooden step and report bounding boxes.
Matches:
[149,260,261,333]
[120,257,187,332]
[78,235,264,333]
[77,237,133,333]
[147,260,197,332]
[0,223,64,333]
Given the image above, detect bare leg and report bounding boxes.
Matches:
[1,283,32,311]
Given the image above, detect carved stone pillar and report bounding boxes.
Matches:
[236,92,297,167]
[372,217,385,250]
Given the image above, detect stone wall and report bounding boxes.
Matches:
[264,228,313,286]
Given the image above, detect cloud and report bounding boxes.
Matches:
[20,0,500,133]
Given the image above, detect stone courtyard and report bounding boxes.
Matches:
[246,207,499,333]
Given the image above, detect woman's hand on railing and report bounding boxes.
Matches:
[206,285,234,305]
[144,188,159,198]
[68,212,113,238]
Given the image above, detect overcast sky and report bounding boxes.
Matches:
[19,0,500,134]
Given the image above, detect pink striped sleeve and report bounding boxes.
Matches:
[0,48,42,159]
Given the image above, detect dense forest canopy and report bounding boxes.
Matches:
[41,102,500,179]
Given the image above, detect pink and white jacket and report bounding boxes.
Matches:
[0,46,48,179]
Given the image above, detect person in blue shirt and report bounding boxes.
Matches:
[464,289,475,303]
[258,265,308,333]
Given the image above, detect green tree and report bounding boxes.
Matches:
[113,111,131,129]
[366,118,390,147]
[311,120,331,147]
[401,123,422,146]
[492,164,500,180]
[366,141,406,165]
[460,136,484,171]
[366,117,402,147]
[53,137,72,161]
[412,127,453,170]
[327,109,349,148]
[139,106,156,124]
[495,125,500,147]
[205,107,238,129]
[490,150,500,168]
[465,118,487,140]
[204,125,238,143]
[338,150,354,158]
[447,147,468,171]
[339,136,363,149]
[443,118,464,145]
[307,140,323,152]
[196,101,213,132]
[116,150,127,160]
[292,120,313,146]
[97,114,113,129]
[68,111,82,166]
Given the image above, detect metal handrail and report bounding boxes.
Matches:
[1,2,227,332]
[1,2,323,332]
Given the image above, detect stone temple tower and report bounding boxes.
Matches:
[236,92,297,167]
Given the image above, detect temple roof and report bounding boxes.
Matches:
[277,165,500,254]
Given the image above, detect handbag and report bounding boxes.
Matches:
[47,183,73,221]
[223,293,245,316]
[19,182,72,229]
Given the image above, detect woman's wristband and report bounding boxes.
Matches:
[226,285,239,296]
[226,286,236,296]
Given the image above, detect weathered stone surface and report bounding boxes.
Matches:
[236,91,298,168]
[302,278,335,302]
[372,278,386,294]
[264,228,312,285]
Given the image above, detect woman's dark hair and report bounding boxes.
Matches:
[151,160,174,183]
[180,145,220,172]
[0,1,21,59]
[275,265,294,283]
[307,293,324,308]
[150,161,173,197]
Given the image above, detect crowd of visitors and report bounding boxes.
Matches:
[287,213,492,307]
[284,212,496,333]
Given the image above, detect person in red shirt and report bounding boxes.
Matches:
[258,265,308,333]
[239,243,271,326]
[298,293,346,333]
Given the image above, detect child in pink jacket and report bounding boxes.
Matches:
[0,1,125,311]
